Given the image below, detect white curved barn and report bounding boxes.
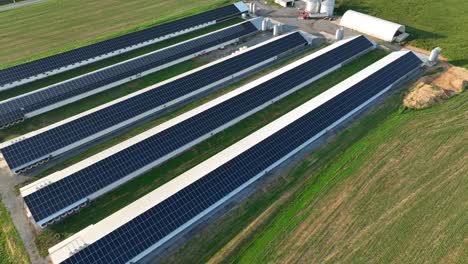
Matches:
[340,10,408,42]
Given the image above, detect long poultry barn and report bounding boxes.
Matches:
[48,50,423,264]
[0,2,249,91]
[0,18,262,129]
[20,36,377,228]
[0,29,312,175]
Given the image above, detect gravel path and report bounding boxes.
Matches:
[0,161,48,264]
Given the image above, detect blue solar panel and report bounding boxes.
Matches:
[59,52,422,264]
[0,4,245,89]
[22,36,374,225]
[2,32,312,173]
[0,21,258,128]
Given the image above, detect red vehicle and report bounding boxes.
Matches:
[299,9,310,20]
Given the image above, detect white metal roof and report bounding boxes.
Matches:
[340,10,405,42]
[234,1,249,13]
[49,49,414,264]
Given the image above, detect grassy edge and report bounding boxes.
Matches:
[0,197,30,264]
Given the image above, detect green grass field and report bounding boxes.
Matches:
[336,0,468,68]
[161,78,467,264]
[0,198,30,264]
[0,0,233,69]
[32,49,389,256]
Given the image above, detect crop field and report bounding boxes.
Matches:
[161,79,467,264]
[0,198,29,264]
[336,0,468,68]
[0,0,232,69]
[31,49,389,256]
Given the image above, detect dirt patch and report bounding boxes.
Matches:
[432,67,468,93]
[404,83,451,109]
[404,65,467,109]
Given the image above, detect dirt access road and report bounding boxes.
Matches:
[0,161,48,263]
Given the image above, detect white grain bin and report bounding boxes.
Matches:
[251,2,257,16]
[267,18,273,29]
[273,24,283,36]
[305,0,321,14]
[335,28,344,40]
[273,24,279,36]
[429,47,442,62]
[261,18,269,31]
[320,0,335,16]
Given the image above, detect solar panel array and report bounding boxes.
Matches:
[0,21,258,128]
[22,36,374,226]
[3,32,310,173]
[0,3,245,89]
[58,52,422,264]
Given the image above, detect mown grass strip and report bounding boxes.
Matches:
[0,198,30,264]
